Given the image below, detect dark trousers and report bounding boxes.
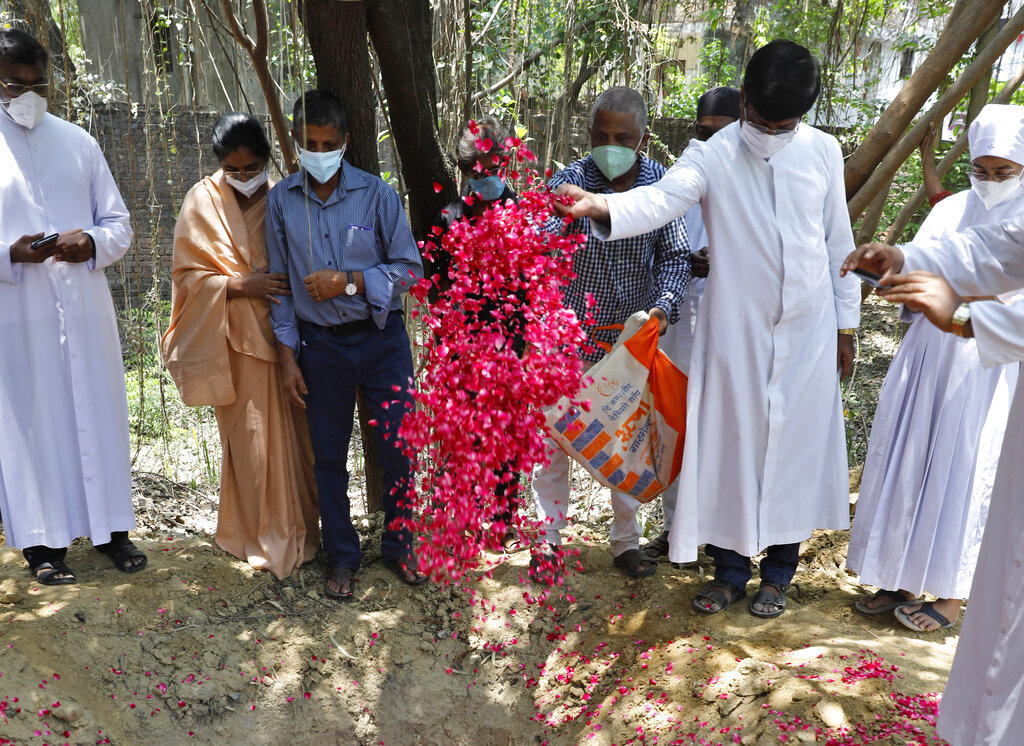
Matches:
[706,542,801,589]
[298,316,415,570]
[24,530,129,568]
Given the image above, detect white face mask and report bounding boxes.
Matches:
[3,90,47,129]
[970,174,1022,209]
[739,120,796,160]
[225,170,268,198]
[298,145,345,184]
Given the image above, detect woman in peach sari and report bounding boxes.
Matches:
[162,113,318,579]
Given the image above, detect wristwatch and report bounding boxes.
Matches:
[951,302,971,338]
[344,270,357,296]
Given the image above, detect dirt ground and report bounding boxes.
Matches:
[0,488,958,746]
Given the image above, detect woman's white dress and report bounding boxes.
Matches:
[846,188,1022,599]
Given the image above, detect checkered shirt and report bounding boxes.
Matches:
[547,154,690,363]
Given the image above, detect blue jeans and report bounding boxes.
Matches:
[298,315,415,570]
[706,542,801,589]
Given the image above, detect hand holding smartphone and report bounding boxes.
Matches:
[852,267,884,289]
[31,233,59,251]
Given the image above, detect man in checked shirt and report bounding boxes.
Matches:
[531,86,691,581]
[267,90,427,600]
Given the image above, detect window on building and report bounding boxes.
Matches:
[899,48,915,79]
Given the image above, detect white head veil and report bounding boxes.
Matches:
[969,104,1024,165]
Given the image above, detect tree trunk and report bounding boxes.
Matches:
[966,18,1000,126]
[368,0,458,239]
[843,0,1005,201]
[853,174,894,246]
[847,3,1024,220]
[882,62,1024,244]
[303,0,378,175]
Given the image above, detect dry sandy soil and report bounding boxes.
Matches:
[0,492,958,746]
[1,297,953,745]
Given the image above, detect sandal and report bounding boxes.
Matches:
[641,532,671,560]
[325,566,356,601]
[383,555,429,586]
[750,582,789,619]
[501,529,527,553]
[855,588,918,615]
[893,601,956,632]
[612,548,657,578]
[693,580,746,614]
[96,537,148,573]
[529,544,565,586]
[32,561,77,586]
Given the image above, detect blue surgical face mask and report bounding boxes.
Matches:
[298,144,345,184]
[468,174,506,202]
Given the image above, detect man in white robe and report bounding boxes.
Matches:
[553,40,860,619]
[0,28,141,584]
[645,86,740,562]
[844,220,1024,746]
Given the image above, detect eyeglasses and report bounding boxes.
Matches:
[0,79,49,98]
[222,167,265,180]
[970,167,1022,182]
[743,119,798,137]
[742,104,799,136]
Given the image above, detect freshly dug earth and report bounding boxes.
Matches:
[0,503,957,746]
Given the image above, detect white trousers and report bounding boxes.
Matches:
[532,440,663,556]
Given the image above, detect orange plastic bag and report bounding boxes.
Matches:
[545,312,688,502]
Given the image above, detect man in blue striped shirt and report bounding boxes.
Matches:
[266,90,425,600]
[532,87,691,581]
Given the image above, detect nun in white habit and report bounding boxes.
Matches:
[847,104,1024,632]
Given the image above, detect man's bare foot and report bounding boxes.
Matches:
[897,598,962,632]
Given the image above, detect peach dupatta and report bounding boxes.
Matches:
[162,173,319,579]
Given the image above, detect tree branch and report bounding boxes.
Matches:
[847,2,1024,219]
[882,62,1024,244]
[218,0,255,53]
[470,16,598,102]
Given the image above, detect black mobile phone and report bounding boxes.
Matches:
[852,267,884,289]
[31,233,59,251]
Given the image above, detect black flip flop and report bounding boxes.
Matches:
[750,582,789,619]
[383,556,429,586]
[613,548,657,578]
[641,532,671,560]
[32,561,77,586]
[325,566,356,601]
[693,580,746,614]
[97,538,148,574]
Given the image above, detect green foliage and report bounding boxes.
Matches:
[657,38,737,119]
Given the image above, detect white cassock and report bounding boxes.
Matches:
[659,204,706,376]
[597,121,860,563]
[847,188,1021,599]
[898,218,1024,746]
[0,108,135,549]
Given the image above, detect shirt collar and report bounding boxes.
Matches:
[581,154,661,193]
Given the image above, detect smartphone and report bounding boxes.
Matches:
[31,233,59,251]
[852,267,884,289]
